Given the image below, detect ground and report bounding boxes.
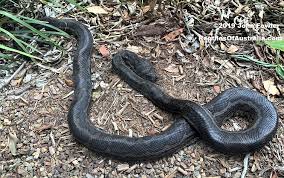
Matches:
[0,1,284,178]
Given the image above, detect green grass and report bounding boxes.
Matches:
[232,51,284,80]
[232,39,284,80]
[0,0,85,63]
[0,10,69,62]
[264,40,284,52]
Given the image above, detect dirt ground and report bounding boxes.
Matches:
[1,1,284,178]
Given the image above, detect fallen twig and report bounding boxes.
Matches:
[241,153,250,178]
[0,61,27,90]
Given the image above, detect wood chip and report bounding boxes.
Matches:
[112,121,119,131]
[86,6,108,14]
[164,64,179,73]
[117,164,129,172]
[177,167,188,175]
[174,75,186,81]
[126,164,137,173]
[153,113,163,120]
[35,124,53,132]
[8,132,18,156]
[49,146,55,156]
[116,102,129,116]
[128,129,133,137]
[178,65,184,75]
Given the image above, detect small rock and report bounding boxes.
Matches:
[220,168,226,174]
[23,74,33,83]
[33,148,41,159]
[72,160,79,165]
[99,81,109,89]
[146,163,152,169]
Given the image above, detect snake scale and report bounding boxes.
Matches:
[42,18,278,161]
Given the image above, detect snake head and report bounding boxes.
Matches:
[118,50,158,82]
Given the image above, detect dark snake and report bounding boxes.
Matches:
[42,18,278,161]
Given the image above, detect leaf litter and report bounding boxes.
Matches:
[0,0,284,178]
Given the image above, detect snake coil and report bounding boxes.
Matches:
[43,18,278,161]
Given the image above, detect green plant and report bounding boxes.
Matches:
[0,10,69,61]
[232,51,284,80]
[264,40,284,52]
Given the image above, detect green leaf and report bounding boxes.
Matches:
[19,16,70,38]
[276,65,284,80]
[0,53,13,59]
[65,0,85,11]
[0,27,42,54]
[0,10,60,48]
[232,55,276,68]
[264,40,284,52]
[0,44,42,60]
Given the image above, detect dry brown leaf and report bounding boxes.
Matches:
[213,85,221,93]
[147,128,157,135]
[86,6,108,14]
[99,45,110,57]
[271,171,278,178]
[142,5,151,13]
[64,78,74,87]
[0,36,9,41]
[163,28,183,42]
[199,36,205,49]
[263,79,280,96]
[164,64,179,73]
[10,78,22,87]
[220,42,227,51]
[226,45,239,54]
[126,46,142,53]
[121,9,130,20]
[35,124,53,133]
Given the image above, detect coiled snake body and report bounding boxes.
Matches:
[43,18,278,161]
